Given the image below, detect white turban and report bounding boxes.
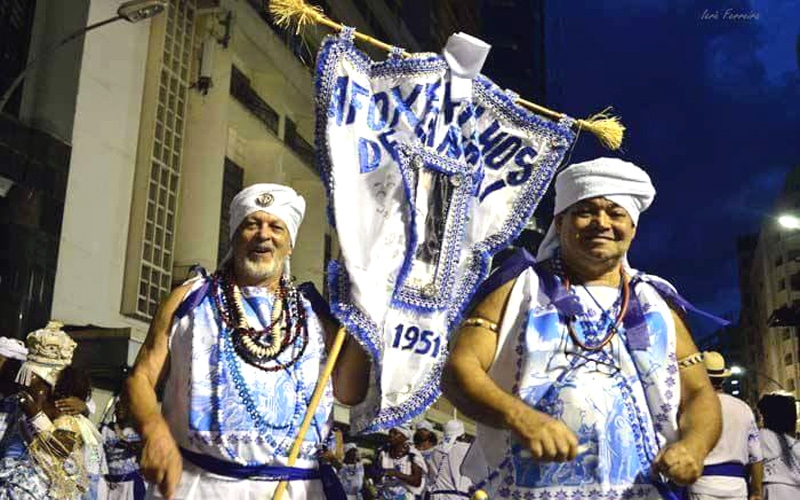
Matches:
[16,321,76,387]
[441,419,465,452]
[229,184,306,246]
[536,157,655,262]
[393,426,414,440]
[415,420,434,432]
[344,443,358,453]
[0,337,27,361]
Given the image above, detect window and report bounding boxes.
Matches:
[783,328,792,340]
[218,158,244,265]
[785,352,794,366]
[779,278,786,290]
[776,255,784,267]
[123,0,196,320]
[788,249,800,262]
[791,273,800,291]
[284,118,314,167]
[789,379,796,391]
[230,65,279,135]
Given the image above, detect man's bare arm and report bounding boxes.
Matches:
[125,282,192,499]
[126,283,191,433]
[442,279,516,426]
[442,279,578,462]
[332,332,370,405]
[318,314,370,406]
[674,310,721,457]
[654,309,722,485]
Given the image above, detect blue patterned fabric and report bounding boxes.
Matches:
[465,265,682,500]
[161,278,334,468]
[102,425,141,476]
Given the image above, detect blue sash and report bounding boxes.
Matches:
[180,448,346,499]
[703,461,747,478]
[428,490,470,497]
[105,471,146,500]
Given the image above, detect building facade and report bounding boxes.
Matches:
[738,167,800,404]
[2,0,495,433]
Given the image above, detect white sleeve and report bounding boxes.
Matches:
[86,396,96,415]
[747,417,763,463]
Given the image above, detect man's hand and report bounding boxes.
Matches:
[55,397,88,416]
[139,417,182,499]
[653,440,705,485]
[506,403,579,462]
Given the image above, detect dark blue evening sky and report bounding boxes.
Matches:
[542,0,800,334]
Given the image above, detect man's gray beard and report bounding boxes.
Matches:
[238,256,280,284]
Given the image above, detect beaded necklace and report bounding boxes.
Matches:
[552,252,629,352]
[211,270,308,372]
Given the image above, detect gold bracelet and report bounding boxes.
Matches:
[678,352,704,369]
[462,317,499,333]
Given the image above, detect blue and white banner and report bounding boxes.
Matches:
[314,28,576,432]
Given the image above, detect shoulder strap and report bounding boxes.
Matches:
[174,278,212,321]
[469,248,536,308]
[297,281,337,325]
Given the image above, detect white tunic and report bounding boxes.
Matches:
[378,447,428,499]
[427,441,472,499]
[760,428,800,500]
[150,279,334,499]
[339,462,364,500]
[463,266,682,499]
[689,393,762,499]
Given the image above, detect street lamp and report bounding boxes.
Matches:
[730,365,744,375]
[0,0,167,112]
[778,214,800,230]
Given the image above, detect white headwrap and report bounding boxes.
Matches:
[415,420,434,432]
[440,419,465,453]
[344,443,358,453]
[536,157,656,263]
[0,337,28,361]
[229,183,306,246]
[16,321,76,387]
[393,425,414,440]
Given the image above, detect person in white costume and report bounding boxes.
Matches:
[0,337,27,441]
[689,352,763,500]
[377,426,427,499]
[757,393,799,500]
[444,158,723,499]
[337,443,365,500]
[414,420,438,461]
[426,420,472,499]
[0,322,93,499]
[126,183,370,499]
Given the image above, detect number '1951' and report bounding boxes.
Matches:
[391,324,441,357]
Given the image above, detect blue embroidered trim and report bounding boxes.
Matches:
[445,95,575,332]
[391,143,473,313]
[313,33,576,432]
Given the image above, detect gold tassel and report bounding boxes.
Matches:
[576,108,626,150]
[268,0,327,34]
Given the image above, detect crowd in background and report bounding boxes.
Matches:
[0,324,798,500]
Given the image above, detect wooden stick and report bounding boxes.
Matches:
[272,326,348,500]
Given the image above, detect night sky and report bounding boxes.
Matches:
[541,0,800,335]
